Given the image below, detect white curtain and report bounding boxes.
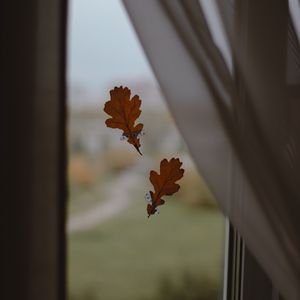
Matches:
[122,1,300,299]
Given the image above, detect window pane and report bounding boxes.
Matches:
[67,1,225,299]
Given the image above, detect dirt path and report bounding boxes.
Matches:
[67,167,142,233]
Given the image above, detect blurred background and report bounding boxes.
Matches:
[67,1,224,299]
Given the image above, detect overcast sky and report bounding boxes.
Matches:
[68,0,154,97]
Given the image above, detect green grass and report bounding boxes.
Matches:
[68,197,224,300]
[68,172,115,215]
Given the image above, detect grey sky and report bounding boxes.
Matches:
[68,0,154,96]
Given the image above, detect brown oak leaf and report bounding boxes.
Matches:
[104,86,144,155]
[145,158,184,217]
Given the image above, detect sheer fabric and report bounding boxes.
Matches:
[123,1,300,299]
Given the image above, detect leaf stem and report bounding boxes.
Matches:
[134,144,142,155]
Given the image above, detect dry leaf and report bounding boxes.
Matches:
[104,86,144,155]
[145,158,184,217]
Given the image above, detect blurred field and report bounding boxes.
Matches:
[68,198,224,300]
[67,107,224,300]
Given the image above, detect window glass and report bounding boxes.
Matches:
[67,1,225,299]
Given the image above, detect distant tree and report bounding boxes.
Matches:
[72,136,86,154]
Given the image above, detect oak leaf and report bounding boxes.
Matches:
[145,158,184,217]
[104,86,144,155]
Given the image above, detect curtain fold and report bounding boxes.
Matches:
[123,1,300,299]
